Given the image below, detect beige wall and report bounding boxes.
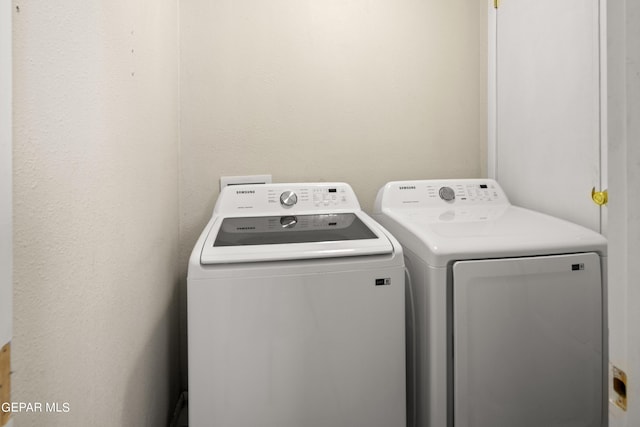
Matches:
[2,0,12,353]
[180,0,486,247]
[12,1,180,425]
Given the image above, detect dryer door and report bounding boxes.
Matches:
[452,253,603,427]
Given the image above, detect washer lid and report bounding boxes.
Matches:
[201,212,393,264]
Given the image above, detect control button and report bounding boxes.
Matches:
[280,191,298,207]
[439,186,456,202]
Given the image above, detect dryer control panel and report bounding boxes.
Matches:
[213,182,361,216]
[375,179,510,211]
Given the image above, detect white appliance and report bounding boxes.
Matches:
[188,182,406,427]
[373,179,607,427]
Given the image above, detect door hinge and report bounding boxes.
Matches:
[494,0,500,9]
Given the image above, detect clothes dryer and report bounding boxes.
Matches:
[374,179,607,427]
[188,182,406,427]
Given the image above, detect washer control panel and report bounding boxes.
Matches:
[214,182,360,215]
[268,187,350,209]
[376,179,509,210]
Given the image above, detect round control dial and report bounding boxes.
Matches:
[280,215,298,228]
[280,191,298,207]
[439,186,456,202]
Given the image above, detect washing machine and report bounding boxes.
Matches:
[188,182,406,427]
[373,179,607,427]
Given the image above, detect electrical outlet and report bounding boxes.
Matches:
[220,175,272,191]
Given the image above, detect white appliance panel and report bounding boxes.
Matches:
[453,253,603,427]
[375,180,607,268]
[189,266,405,427]
[402,251,449,427]
[214,182,361,217]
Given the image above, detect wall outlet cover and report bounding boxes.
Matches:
[220,175,272,191]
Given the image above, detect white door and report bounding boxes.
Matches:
[607,1,640,425]
[491,0,604,232]
[453,253,604,427]
[1,2,11,426]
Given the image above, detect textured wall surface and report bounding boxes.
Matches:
[12,1,180,425]
[179,0,486,257]
[1,0,13,351]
